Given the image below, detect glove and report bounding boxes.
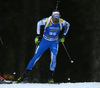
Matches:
[35,34,41,44]
[59,35,65,43]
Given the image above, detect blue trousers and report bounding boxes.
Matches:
[27,37,59,71]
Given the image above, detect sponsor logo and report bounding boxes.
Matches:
[49,27,59,30]
[54,13,59,16]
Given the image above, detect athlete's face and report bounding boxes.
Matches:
[52,16,59,24]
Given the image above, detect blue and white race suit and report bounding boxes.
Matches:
[27,17,70,71]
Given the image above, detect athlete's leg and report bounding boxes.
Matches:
[49,42,59,71]
[27,38,50,70]
[17,38,51,83]
[48,41,59,83]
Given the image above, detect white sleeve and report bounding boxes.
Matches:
[37,19,46,34]
[62,20,70,35]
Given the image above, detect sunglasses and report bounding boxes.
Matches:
[52,16,59,19]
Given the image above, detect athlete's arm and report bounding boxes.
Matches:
[62,20,70,35]
[37,18,46,35]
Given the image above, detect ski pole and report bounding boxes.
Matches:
[62,42,74,63]
[34,44,39,53]
[0,37,16,75]
[0,37,7,56]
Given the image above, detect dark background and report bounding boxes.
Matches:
[0,0,100,83]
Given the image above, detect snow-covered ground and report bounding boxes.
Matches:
[0,82,100,88]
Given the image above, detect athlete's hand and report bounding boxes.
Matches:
[35,35,41,44]
[59,35,65,43]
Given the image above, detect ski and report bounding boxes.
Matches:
[0,80,17,84]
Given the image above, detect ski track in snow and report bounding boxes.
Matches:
[0,82,100,88]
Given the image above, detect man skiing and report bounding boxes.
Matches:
[17,9,70,83]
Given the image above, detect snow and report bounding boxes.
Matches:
[0,82,100,88]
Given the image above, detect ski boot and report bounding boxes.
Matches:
[17,69,30,83]
[48,70,54,84]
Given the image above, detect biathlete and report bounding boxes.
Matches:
[17,9,70,83]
